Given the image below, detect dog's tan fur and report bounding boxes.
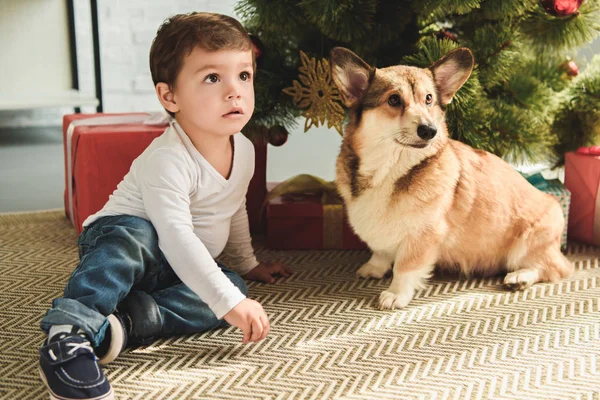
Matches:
[330,47,573,310]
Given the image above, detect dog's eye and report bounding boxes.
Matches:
[388,94,401,107]
[425,94,433,105]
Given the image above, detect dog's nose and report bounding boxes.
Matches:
[417,125,437,140]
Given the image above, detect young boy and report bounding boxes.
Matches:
[39,12,292,400]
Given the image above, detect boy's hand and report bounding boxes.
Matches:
[244,262,293,283]
[223,298,270,344]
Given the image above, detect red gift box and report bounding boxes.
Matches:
[564,150,600,246]
[63,113,267,234]
[266,194,368,250]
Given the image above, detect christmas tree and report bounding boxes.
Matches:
[236,0,600,165]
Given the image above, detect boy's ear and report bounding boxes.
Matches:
[155,83,179,114]
[429,48,474,106]
[330,47,374,108]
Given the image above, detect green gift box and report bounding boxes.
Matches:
[523,173,571,251]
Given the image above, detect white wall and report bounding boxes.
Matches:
[2,1,599,182]
[0,0,72,94]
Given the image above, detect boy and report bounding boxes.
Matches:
[39,12,292,400]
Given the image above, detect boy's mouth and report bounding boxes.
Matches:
[224,107,244,116]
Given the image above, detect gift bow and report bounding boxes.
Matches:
[576,146,600,156]
[266,174,341,204]
[266,174,346,248]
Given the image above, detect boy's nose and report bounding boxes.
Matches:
[226,83,242,101]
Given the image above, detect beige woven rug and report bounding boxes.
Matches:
[1,210,599,400]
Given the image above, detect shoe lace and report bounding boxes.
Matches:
[67,340,94,356]
[48,333,94,361]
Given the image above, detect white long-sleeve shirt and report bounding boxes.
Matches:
[83,120,259,318]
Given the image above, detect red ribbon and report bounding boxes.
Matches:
[576,146,600,156]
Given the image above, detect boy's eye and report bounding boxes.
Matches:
[205,74,219,83]
[240,71,252,81]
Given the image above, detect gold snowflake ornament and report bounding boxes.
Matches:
[283,51,345,135]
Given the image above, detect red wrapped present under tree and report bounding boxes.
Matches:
[564,147,600,246]
[265,175,368,250]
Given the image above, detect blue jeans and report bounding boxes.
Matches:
[40,215,248,347]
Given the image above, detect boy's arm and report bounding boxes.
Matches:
[222,198,259,275]
[225,197,294,283]
[139,149,246,319]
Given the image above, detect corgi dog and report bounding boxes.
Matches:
[329,47,573,310]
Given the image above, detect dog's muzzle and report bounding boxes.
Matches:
[417,125,437,140]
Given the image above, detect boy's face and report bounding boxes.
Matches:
[168,47,255,137]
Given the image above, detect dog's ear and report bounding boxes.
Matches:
[430,48,474,106]
[330,47,374,108]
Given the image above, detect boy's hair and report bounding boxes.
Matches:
[150,12,254,91]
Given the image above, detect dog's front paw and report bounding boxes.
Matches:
[504,268,540,291]
[378,290,414,310]
[357,262,390,279]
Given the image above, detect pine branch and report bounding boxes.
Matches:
[416,0,483,20]
[468,24,519,87]
[521,0,600,52]
[488,101,556,164]
[477,0,538,20]
[298,0,377,42]
[553,55,600,162]
[402,37,460,67]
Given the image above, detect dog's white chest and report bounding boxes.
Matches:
[345,187,417,253]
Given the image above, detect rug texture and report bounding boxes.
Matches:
[0,210,599,400]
